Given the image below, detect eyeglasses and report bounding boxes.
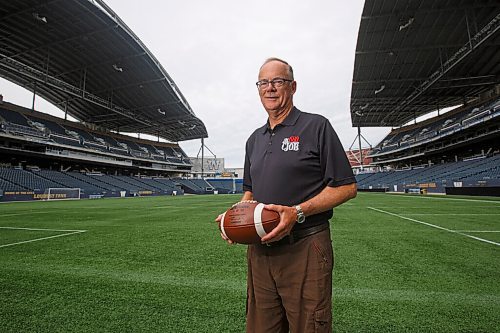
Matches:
[256,78,293,90]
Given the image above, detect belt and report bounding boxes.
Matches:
[264,223,329,247]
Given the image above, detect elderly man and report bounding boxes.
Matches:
[219,57,357,333]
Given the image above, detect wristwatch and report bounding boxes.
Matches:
[295,205,306,224]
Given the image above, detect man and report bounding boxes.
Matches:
[218,58,357,333]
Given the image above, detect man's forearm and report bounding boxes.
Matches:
[300,183,357,217]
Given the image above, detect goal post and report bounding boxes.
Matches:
[44,188,81,200]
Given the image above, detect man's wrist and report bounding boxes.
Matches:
[294,205,306,223]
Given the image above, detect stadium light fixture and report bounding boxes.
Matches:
[375,84,385,94]
[112,64,123,72]
[32,12,47,23]
[157,108,165,115]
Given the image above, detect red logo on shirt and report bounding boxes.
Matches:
[281,136,300,152]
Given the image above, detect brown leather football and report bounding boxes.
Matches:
[220,201,280,244]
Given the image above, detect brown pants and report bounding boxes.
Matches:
[246,227,333,333]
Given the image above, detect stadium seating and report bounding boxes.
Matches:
[0,167,63,191]
[0,176,27,192]
[0,105,192,167]
[0,163,245,200]
[356,154,500,192]
[134,177,180,195]
[0,107,31,126]
[174,178,214,194]
[33,170,110,196]
[0,107,48,139]
[151,178,184,194]
[107,175,157,192]
[372,98,500,156]
[206,179,235,194]
[0,166,195,198]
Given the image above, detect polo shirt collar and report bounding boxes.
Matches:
[261,107,301,134]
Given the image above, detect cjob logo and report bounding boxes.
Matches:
[281,136,300,152]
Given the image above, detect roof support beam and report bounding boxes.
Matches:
[361,2,500,21]
[354,75,497,85]
[3,24,119,61]
[0,0,62,21]
[355,43,479,55]
[52,50,146,79]
[0,52,152,127]
[382,12,500,124]
[93,77,166,95]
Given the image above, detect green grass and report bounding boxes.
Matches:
[0,193,499,332]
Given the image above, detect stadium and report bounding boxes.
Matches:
[1,1,499,332]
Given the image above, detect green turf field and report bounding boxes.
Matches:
[0,193,499,332]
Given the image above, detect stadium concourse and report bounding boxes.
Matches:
[350,0,500,196]
[0,0,242,202]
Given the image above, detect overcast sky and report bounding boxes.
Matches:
[0,0,392,168]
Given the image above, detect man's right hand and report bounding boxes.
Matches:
[215,213,235,245]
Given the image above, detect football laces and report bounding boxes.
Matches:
[231,200,257,208]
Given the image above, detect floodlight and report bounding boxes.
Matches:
[399,17,414,31]
[375,85,386,94]
[32,12,47,23]
[112,64,123,72]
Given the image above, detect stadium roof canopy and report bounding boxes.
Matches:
[0,0,207,142]
[351,0,500,127]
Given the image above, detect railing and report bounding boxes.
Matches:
[4,123,47,138]
[462,110,491,126]
[130,149,150,158]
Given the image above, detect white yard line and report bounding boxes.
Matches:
[1,211,55,217]
[1,207,164,217]
[0,226,86,232]
[454,230,500,233]
[368,207,500,247]
[372,206,500,210]
[0,227,87,248]
[403,213,500,216]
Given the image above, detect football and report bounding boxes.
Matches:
[219,200,280,244]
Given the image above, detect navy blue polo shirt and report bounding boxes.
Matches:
[243,107,356,230]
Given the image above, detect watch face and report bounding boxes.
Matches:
[296,206,305,223]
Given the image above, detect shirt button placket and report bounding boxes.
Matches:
[267,131,274,154]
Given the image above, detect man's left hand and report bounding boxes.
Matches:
[260,204,297,243]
